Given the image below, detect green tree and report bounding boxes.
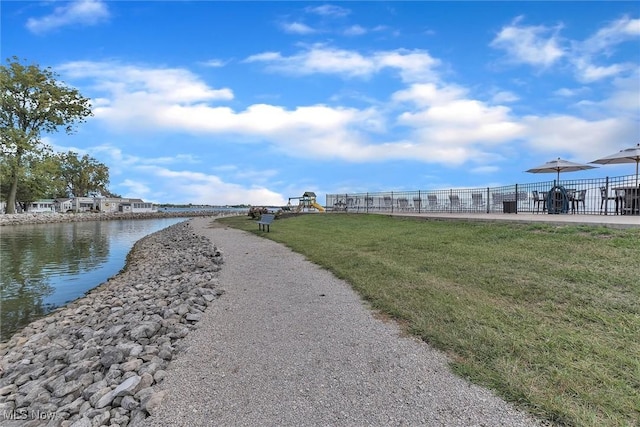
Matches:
[0,148,65,210]
[57,151,110,197]
[0,57,92,213]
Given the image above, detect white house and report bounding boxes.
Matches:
[118,198,156,213]
[54,198,74,212]
[28,199,56,213]
[5,197,157,214]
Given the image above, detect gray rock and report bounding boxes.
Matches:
[128,409,147,426]
[100,348,124,368]
[89,411,110,427]
[0,384,17,395]
[119,395,139,411]
[58,397,85,416]
[82,380,107,401]
[120,359,142,372]
[141,390,167,416]
[112,376,141,398]
[129,323,160,341]
[88,386,112,408]
[185,313,202,322]
[53,380,83,398]
[70,417,91,427]
[94,389,116,409]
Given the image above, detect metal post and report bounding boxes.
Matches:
[486,187,490,214]
[605,176,609,215]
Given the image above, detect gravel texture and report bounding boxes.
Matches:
[143,217,545,427]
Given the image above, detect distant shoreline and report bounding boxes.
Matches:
[0,209,247,226]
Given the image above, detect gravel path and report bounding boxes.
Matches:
[143,217,544,427]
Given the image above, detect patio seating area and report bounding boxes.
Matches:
[326,174,639,216]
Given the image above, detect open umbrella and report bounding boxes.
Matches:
[526,157,598,182]
[590,143,640,185]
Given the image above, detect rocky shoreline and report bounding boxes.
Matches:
[0,220,225,426]
[0,210,246,227]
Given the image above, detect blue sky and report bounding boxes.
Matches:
[3,1,639,206]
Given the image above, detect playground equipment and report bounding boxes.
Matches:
[287,192,325,212]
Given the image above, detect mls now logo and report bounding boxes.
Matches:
[2,409,57,421]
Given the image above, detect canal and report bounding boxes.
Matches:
[0,217,188,342]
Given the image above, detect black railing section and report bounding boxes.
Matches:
[326,175,639,215]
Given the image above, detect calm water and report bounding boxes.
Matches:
[0,218,187,342]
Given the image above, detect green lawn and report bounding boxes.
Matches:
[217,213,640,427]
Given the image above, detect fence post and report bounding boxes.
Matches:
[515,183,519,214]
[391,191,394,213]
[486,187,490,214]
[418,190,421,213]
[605,176,609,215]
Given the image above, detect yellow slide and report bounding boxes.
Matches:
[311,202,325,212]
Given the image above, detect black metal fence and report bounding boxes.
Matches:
[326,174,639,216]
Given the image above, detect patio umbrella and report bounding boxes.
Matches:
[525,157,598,182]
[590,143,640,185]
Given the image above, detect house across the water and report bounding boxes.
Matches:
[2,197,157,214]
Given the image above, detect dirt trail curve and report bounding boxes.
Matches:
[143,217,545,427]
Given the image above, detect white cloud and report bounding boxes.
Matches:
[580,16,640,54]
[305,5,350,17]
[131,166,287,205]
[281,21,317,35]
[554,87,584,97]
[344,25,367,36]
[490,16,565,67]
[572,60,627,82]
[392,83,525,164]
[121,179,151,198]
[56,61,502,168]
[522,115,635,161]
[491,91,519,104]
[26,0,109,34]
[571,16,640,82]
[58,49,636,173]
[245,45,440,82]
[246,46,376,77]
[200,59,226,68]
[83,145,286,205]
[585,72,640,117]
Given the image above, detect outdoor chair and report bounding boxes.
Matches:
[448,194,462,210]
[621,189,639,215]
[491,192,504,210]
[427,194,439,210]
[413,198,422,211]
[471,193,485,210]
[599,186,620,215]
[532,190,547,214]
[383,196,393,211]
[397,198,409,211]
[365,197,374,210]
[570,189,587,214]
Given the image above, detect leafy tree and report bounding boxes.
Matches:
[0,57,92,213]
[57,151,110,197]
[0,148,66,211]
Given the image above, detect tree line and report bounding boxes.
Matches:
[1,57,115,214]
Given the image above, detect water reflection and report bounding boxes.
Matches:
[0,218,186,341]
